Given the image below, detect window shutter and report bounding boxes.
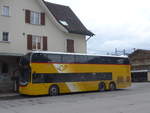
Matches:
[27,35,32,50]
[67,39,74,53]
[43,36,48,51]
[41,13,45,25]
[25,10,31,23]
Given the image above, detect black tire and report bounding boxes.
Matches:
[99,82,106,92]
[109,82,116,91]
[49,85,59,96]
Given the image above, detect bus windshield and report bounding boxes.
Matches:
[19,53,31,85]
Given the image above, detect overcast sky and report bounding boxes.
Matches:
[47,0,150,54]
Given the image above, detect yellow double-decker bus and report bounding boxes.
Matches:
[19,51,131,96]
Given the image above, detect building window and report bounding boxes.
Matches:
[2,6,10,16]
[27,35,47,51]
[32,36,42,50]
[2,32,9,41]
[25,10,45,25]
[67,39,74,53]
[31,11,41,25]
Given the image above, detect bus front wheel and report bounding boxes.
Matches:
[109,82,116,91]
[49,85,59,96]
[99,82,106,92]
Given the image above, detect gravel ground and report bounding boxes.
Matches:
[0,83,150,113]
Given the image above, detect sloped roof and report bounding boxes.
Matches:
[44,1,94,36]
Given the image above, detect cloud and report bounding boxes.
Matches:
[47,0,150,54]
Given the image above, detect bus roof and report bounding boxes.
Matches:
[29,51,128,58]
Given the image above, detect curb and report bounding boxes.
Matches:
[0,93,19,99]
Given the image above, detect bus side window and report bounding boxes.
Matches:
[33,73,37,79]
[33,74,45,83]
[47,54,61,63]
[100,57,106,64]
[62,55,75,63]
[117,59,124,64]
[124,59,130,64]
[110,57,118,64]
[87,56,96,64]
[75,55,87,64]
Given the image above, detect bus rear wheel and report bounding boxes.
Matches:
[49,85,59,96]
[99,82,106,92]
[109,82,116,91]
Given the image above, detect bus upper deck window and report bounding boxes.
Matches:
[32,53,48,62]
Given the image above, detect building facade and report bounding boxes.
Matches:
[0,0,94,93]
[129,49,150,82]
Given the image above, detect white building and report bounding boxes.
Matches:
[0,0,94,93]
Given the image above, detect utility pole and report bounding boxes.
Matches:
[115,48,117,55]
[123,49,126,55]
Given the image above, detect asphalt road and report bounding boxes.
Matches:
[0,83,150,113]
